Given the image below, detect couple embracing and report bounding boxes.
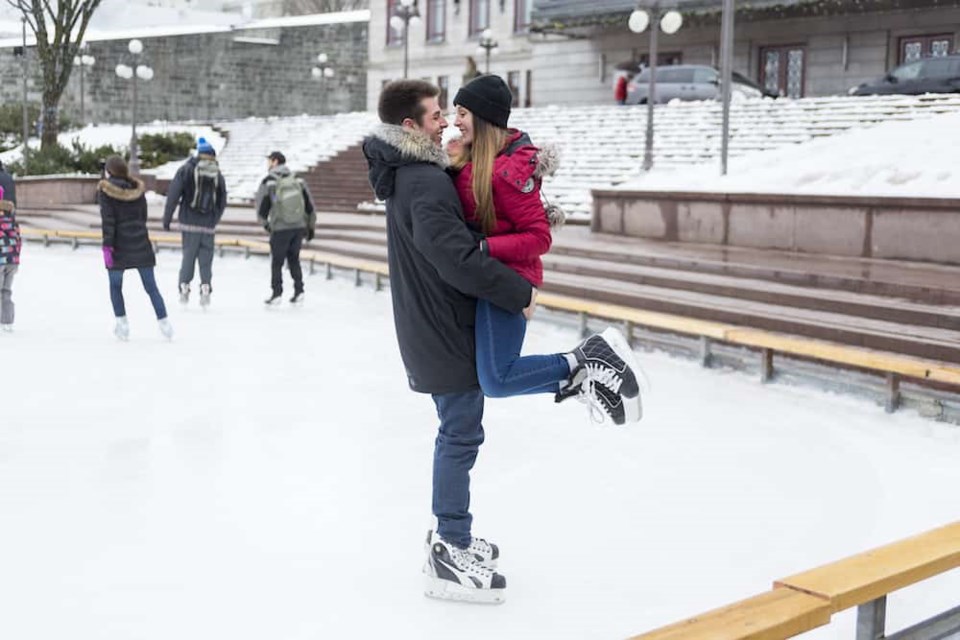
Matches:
[363,76,644,604]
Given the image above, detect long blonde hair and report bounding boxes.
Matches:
[452,114,509,234]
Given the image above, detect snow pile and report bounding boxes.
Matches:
[618,110,960,198]
[0,122,226,177]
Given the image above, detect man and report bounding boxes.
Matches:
[162,137,227,307]
[0,162,16,208]
[363,80,535,604]
[254,151,316,305]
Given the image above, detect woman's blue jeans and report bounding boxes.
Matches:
[475,299,570,397]
[109,267,168,320]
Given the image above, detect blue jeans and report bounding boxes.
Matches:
[109,268,168,320]
[475,299,570,397]
[432,389,485,549]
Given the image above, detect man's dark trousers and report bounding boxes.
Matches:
[431,389,485,549]
[270,228,305,295]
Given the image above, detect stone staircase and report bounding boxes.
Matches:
[299,143,375,213]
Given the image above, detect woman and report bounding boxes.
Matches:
[450,75,643,424]
[99,155,173,341]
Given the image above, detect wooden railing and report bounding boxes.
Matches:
[630,522,960,640]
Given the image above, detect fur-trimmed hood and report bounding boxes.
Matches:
[363,124,450,201]
[0,199,13,213]
[98,177,146,202]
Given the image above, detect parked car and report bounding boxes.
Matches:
[625,65,772,104]
[850,55,960,96]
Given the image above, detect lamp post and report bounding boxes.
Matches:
[115,39,153,176]
[73,43,96,126]
[629,4,683,171]
[719,0,735,175]
[311,52,336,115]
[476,28,499,74]
[389,0,421,79]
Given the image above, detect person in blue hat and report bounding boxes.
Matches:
[162,137,227,307]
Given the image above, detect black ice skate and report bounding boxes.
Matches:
[423,533,506,604]
[425,529,499,569]
[566,327,643,424]
[265,292,282,305]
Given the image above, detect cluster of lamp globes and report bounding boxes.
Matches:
[629,7,683,35]
[114,39,154,81]
[389,0,421,33]
[312,53,335,80]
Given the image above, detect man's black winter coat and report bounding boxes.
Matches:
[363,124,532,395]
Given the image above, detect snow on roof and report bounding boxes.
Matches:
[0,9,370,48]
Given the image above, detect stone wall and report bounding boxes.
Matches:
[0,20,368,125]
[592,189,960,265]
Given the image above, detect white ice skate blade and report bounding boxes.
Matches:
[423,575,505,605]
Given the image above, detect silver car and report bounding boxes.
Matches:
[625,65,766,104]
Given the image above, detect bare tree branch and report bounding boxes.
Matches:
[6,0,104,149]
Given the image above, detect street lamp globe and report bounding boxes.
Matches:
[628,9,650,34]
[311,67,323,79]
[660,10,683,35]
[409,13,422,27]
[317,52,328,64]
[389,15,405,31]
[115,63,133,79]
[128,39,143,55]
[323,67,335,79]
[136,66,154,81]
[481,28,493,41]
[82,54,95,66]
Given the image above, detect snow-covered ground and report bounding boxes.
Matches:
[621,111,960,198]
[1,245,958,640]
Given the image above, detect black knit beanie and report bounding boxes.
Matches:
[453,75,512,129]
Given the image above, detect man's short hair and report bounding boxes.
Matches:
[267,151,286,165]
[378,80,441,126]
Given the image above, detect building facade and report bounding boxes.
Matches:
[0,12,369,124]
[367,0,537,112]
[529,0,960,106]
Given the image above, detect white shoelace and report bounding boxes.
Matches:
[576,374,611,425]
[452,546,494,578]
[584,362,624,394]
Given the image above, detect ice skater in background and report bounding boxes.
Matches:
[0,184,20,333]
[99,156,173,342]
[162,137,227,307]
[450,74,644,426]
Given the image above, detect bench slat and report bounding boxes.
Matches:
[628,588,831,640]
[775,522,960,612]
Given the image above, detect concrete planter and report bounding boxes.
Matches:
[592,189,960,265]
[16,174,159,208]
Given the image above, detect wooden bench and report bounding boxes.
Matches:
[628,588,831,640]
[775,521,960,613]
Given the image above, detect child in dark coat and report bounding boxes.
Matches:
[0,184,20,332]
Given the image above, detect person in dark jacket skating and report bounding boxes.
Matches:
[363,79,535,604]
[162,137,227,307]
[450,74,644,426]
[0,161,17,207]
[100,156,172,341]
[254,150,317,305]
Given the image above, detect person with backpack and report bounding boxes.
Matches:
[162,137,227,307]
[0,184,20,333]
[255,151,316,305]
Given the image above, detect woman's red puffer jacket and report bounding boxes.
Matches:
[452,130,551,287]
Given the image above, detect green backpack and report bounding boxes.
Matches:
[269,174,306,228]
